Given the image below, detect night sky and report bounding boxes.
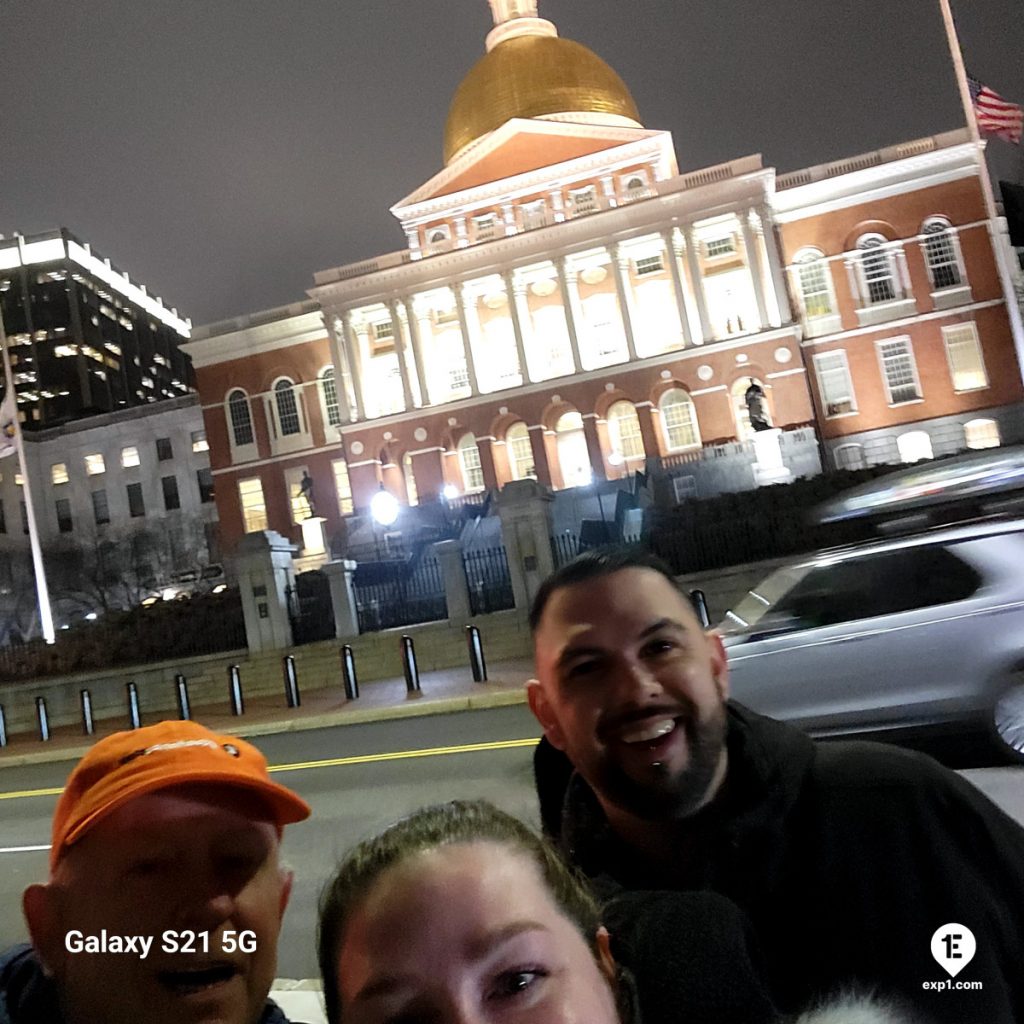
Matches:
[3,0,1023,327]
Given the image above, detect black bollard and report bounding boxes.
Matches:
[283,655,301,708]
[228,664,245,716]
[36,696,50,742]
[126,682,141,729]
[466,625,488,683]
[690,588,711,629]
[401,635,421,694]
[175,673,191,720]
[0,704,6,748]
[80,688,95,736]
[341,645,359,700]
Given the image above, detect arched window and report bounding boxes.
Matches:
[659,389,701,451]
[606,401,645,461]
[227,389,254,447]
[402,452,419,506]
[857,234,898,305]
[793,248,835,319]
[624,174,649,200]
[897,430,933,464]
[964,418,1000,450]
[506,422,536,480]
[921,218,963,290]
[318,367,341,427]
[274,379,302,436]
[458,433,485,492]
[555,411,592,488]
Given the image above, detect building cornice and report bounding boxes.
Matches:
[183,309,327,367]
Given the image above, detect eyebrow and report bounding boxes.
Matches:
[351,921,548,1003]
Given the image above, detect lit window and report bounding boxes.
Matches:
[897,430,933,464]
[607,401,645,460]
[877,338,921,404]
[121,446,140,468]
[238,477,268,533]
[227,390,255,447]
[814,351,857,417]
[943,323,987,392]
[922,218,963,290]
[964,418,1000,450]
[319,367,341,427]
[794,249,835,319]
[332,459,354,516]
[458,433,485,492]
[274,379,302,436]
[506,422,535,481]
[555,411,592,488]
[85,453,106,476]
[857,235,899,304]
[659,389,701,450]
[191,430,209,453]
[51,463,69,485]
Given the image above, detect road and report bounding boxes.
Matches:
[1,704,1021,979]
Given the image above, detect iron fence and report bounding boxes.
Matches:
[463,547,515,616]
[550,533,579,568]
[286,571,336,646]
[353,555,447,632]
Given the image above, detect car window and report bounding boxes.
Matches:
[725,544,980,636]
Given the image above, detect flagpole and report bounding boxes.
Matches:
[0,309,56,644]
[938,0,1024,377]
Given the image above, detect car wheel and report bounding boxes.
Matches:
[992,673,1024,763]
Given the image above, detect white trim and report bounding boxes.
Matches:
[347,459,383,469]
[812,349,858,418]
[765,367,807,379]
[689,385,727,396]
[873,335,923,406]
[406,446,446,456]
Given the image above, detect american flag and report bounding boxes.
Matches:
[968,76,1023,145]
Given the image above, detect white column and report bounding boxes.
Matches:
[740,210,771,331]
[684,226,714,342]
[610,246,639,361]
[502,270,530,384]
[454,216,469,249]
[404,226,422,261]
[757,205,792,324]
[414,302,437,405]
[845,258,862,306]
[342,312,366,421]
[895,245,913,296]
[663,228,693,348]
[555,260,584,374]
[401,298,430,407]
[325,314,352,422]
[454,284,482,395]
[549,189,566,223]
[600,175,618,209]
[387,299,415,410]
[501,203,517,236]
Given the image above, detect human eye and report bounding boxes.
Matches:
[563,656,603,680]
[488,967,548,1002]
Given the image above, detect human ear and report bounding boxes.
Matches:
[527,679,567,750]
[595,925,617,984]
[278,867,294,921]
[23,883,64,977]
[706,631,730,699]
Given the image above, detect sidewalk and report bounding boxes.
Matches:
[0,658,535,769]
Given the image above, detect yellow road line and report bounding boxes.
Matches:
[0,737,541,802]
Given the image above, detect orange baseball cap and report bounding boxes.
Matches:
[50,720,311,869]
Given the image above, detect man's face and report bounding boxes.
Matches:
[529,567,730,822]
[25,784,292,1024]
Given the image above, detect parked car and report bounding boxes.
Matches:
[719,516,1024,761]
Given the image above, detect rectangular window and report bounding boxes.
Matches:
[521,200,548,230]
[814,350,857,417]
[55,497,73,533]
[332,460,354,516]
[196,468,215,504]
[569,186,598,216]
[877,338,922,404]
[51,463,69,485]
[85,453,106,476]
[156,437,173,461]
[634,255,664,276]
[473,214,498,241]
[859,245,898,304]
[796,260,835,319]
[161,475,181,511]
[127,482,145,518]
[191,430,209,453]
[943,323,988,392]
[121,446,140,468]
[92,489,110,525]
[238,477,268,533]
[704,236,736,259]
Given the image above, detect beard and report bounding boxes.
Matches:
[580,696,729,822]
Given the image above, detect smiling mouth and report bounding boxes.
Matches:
[619,717,677,744]
[158,962,239,996]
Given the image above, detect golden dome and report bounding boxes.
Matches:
[443,33,642,165]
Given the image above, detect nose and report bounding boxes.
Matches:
[611,653,664,703]
[170,863,239,934]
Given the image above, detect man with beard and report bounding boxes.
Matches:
[527,549,1024,1024]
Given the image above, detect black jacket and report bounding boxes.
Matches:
[554,703,1024,1024]
[0,944,296,1024]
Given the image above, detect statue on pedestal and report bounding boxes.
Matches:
[744,378,771,433]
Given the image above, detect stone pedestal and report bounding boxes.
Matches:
[495,480,556,610]
[234,531,298,654]
[434,539,471,622]
[751,428,793,486]
[294,517,329,573]
[321,559,360,640]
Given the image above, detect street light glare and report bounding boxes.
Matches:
[371,488,400,526]
[442,484,460,501]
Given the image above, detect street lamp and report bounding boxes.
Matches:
[370,486,400,560]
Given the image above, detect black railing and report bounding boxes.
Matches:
[286,570,336,646]
[354,555,447,632]
[550,533,579,568]
[463,547,515,616]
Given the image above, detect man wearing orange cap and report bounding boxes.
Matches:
[0,720,311,1024]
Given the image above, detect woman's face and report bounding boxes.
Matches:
[335,841,620,1024]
